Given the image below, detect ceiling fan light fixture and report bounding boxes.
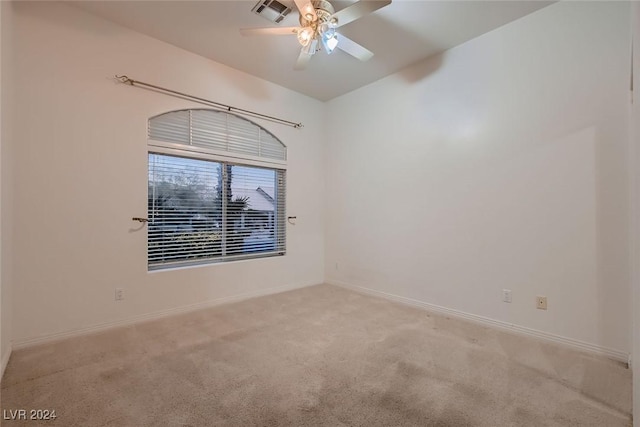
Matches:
[302,38,319,55]
[322,33,339,54]
[297,27,314,46]
[318,22,337,53]
[319,23,333,36]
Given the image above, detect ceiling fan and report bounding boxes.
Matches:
[241,0,392,70]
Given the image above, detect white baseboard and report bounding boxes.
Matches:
[12,281,318,350]
[1,344,12,383]
[328,279,630,364]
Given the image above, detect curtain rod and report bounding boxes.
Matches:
[114,75,303,129]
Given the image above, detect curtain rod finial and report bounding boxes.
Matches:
[115,75,132,84]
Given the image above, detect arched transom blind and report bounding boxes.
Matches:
[148,109,287,161]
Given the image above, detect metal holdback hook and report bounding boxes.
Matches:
[132,217,149,223]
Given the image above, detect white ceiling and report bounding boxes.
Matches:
[71,0,553,101]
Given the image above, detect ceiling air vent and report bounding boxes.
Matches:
[252,0,292,24]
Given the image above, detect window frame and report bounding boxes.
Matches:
[146,109,287,271]
[148,140,287,170]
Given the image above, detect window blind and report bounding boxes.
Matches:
[147,109,287,270]
[148,153,286,270]
[149,109,287,161]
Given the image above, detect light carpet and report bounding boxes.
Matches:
[0,284,632,426]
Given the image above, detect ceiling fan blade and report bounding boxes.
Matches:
[332,0,391,28]
[240,27,299,36]
[336,33,374,61]
[294,0,317,22]
[294,45,314,70]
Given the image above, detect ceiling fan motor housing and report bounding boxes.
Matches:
[299,0,336,26]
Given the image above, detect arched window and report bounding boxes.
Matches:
[148,109,286,161]
[147,109,286,270]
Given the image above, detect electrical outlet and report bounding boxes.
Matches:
[536,296,547,310]
[502,289,512,303]
[115,288,124,301]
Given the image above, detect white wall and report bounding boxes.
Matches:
[632,3,640,424]
[326,1,631,356]
[10,2,325,344]
[0,0,13,376]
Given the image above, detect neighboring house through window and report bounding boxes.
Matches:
[147,109,286,270]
